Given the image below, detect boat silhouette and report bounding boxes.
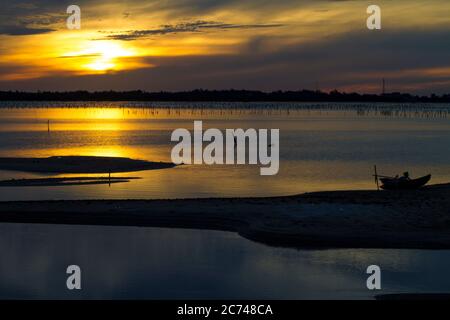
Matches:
[373,166,431,190]
[379,174,431,190]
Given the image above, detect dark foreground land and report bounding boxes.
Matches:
[0,183,449,249]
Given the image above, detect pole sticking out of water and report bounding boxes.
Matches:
[47,120,50,133]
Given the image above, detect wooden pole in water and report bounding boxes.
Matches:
[374,165,380,191]
[47,120,50,133]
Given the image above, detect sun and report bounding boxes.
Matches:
[86,60,116,71]
[62,40,136,73]
[84,41,134,72]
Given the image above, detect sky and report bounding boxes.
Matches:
[0,0,449,94]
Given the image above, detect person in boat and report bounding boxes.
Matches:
[399,171,410,181]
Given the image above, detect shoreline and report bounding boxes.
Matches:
[0,183,449,250]
[0,176,140,187]
[2,90,450,103]
[0,156,176,174]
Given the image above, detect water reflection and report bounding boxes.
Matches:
[0,103,449,200]
[1,223,450,299]
[1,101,449,119]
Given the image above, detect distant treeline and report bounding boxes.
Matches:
[1,90,450,102]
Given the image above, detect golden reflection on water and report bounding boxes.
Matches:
[1,106,449,133]
[50,146,130,159]
[3,145,168,162]
[0,106,448,200]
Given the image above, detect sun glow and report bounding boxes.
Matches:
[63,40,136,73]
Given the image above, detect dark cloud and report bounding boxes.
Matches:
[100,20,285,41]
[0,1,66,36]
[135,0,326,19]
[18,13,66,27]
[0,26,55,35]
[58,54,103,58]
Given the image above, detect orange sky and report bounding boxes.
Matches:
[1,0,450,93]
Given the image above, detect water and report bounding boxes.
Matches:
[1,223,450,299]
[0,101,449,299]
[0,102,449,200]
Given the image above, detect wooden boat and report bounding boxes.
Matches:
[380,174,431,190]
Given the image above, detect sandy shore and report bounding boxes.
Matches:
[0,156,176,173]
[0,176,140,187]
[0,183,449,249]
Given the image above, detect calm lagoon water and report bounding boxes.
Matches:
[0,101,449,200]
[2,223,450,299]
[0,101,449,299]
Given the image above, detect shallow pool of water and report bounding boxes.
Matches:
[1,223,449,299]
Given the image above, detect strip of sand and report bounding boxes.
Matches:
[0,183,448,249]
[0,156,176,173]
[0,177,140,187]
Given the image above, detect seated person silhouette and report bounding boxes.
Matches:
[399,171,410,181]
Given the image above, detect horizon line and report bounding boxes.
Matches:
[1,89,450,103]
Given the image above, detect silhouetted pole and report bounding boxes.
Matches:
[374,165,380,191]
